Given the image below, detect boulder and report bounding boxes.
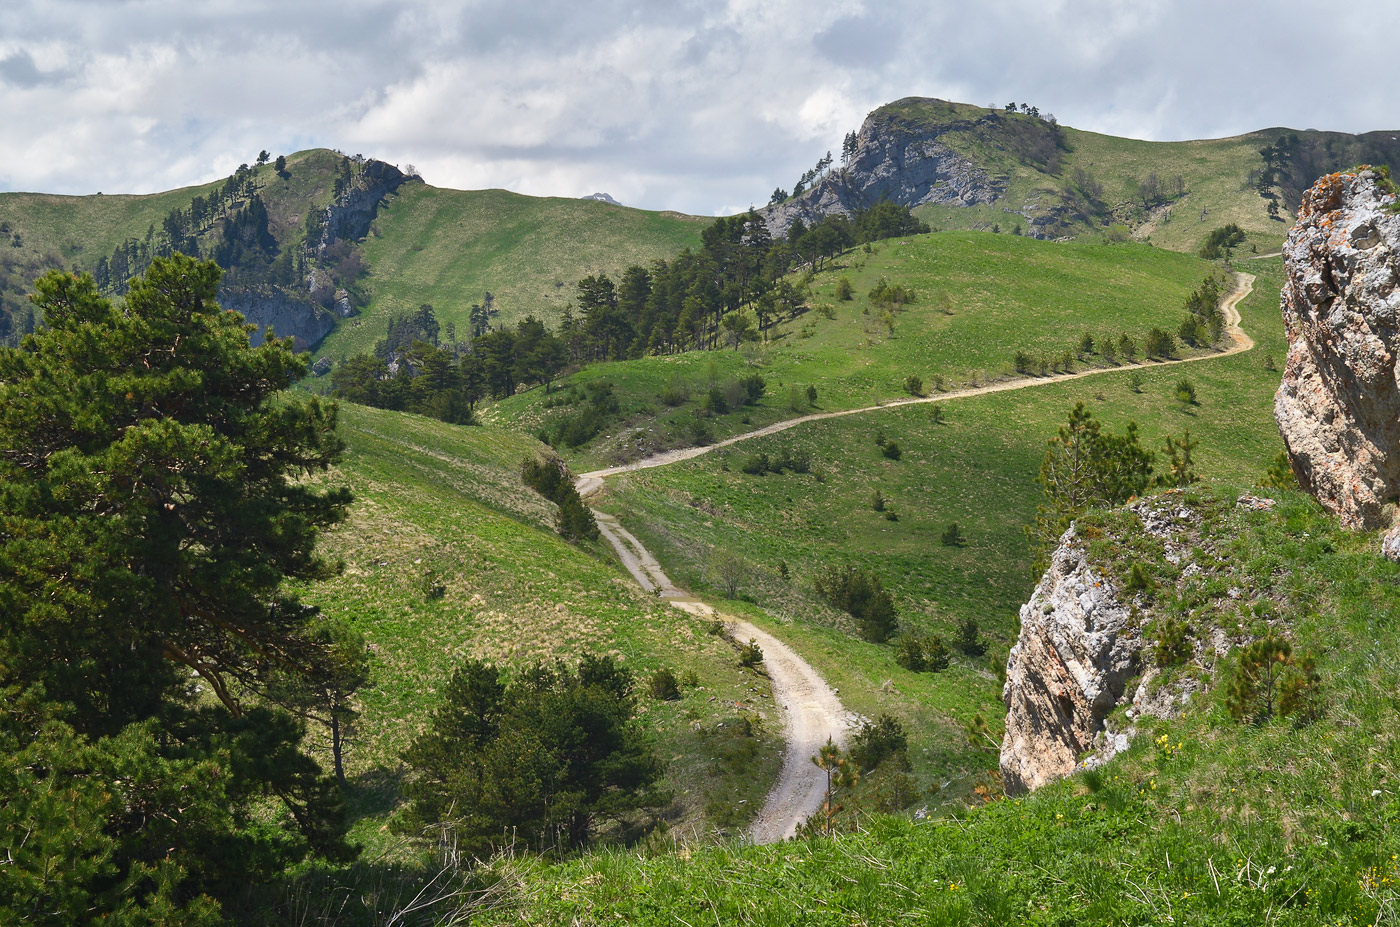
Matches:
[1275,168,1400,529]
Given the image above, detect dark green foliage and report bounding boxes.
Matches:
[739,372,766,403]
[648,666,681,701]
[1144,326,1176,359]
[741,452,770,475]
[1226,635,1323,725]
[940,522,965,547]
[894,631,949,673]
[1153,617,1193,667]
[871,489,886,511]
[1199,223,1246,259]
[868,277,914,307]
[955,617,986,656]
[903,374,923,396]
[521,455,599,542]
[1013,350,1033,374]
[739,447,810,478]
[881,441,902,460]
[703,385,729,415]
[1174,377,1198,406]
[1158,431,1200,487]
[738,639,764,668]
[836,276,854,300]
[402,655,667,857]
[549,381,621,448]
[848,714,909,772]
[1125,561,1154,595]
[1029,403,1153,570]
[0,257,353,921]
[806,384,819,405]
[814,566,899,643]
[1261,452,1298,490]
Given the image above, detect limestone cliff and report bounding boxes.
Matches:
[762,99,1007,239]
[1275,168,1400,529]
[220,285,336,352]
[1000,492,1265,793]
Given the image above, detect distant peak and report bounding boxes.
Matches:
[583,192,621,205]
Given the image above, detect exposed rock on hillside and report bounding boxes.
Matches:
[1275,168,1400,529]
[221,285,336,352]
[1000,492,1259,793]
[1000,525,1141,794]
[762,99,1007,239]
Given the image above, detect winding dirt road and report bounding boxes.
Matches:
[577,271,1255,843]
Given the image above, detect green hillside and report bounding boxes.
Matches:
[487,230,1227,470]
[854,98,1400,255]
[475,480,1400,925]
[297,403,784,849]
[319,184,708,359]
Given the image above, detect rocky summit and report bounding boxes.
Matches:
[1275,168,1400,530]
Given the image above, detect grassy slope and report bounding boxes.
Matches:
[474,455,1400,926]
[320,185,709,360]
[582,257,1286,801]
[488,231,1224,471]
[297,403,783,849]
[890,99,1295,255]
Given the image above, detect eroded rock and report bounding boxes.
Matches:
[1275,168,1400,529]
[999,526,1141,794]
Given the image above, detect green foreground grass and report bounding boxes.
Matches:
[296,404,783,851]
[471,487,1400,925]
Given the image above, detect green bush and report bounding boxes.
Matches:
[940,522,964,547]
[903,374,923,396]
[835,277,854,301]
[814,565,899,643]
[955,617,985,656]
[1153,617,1192,667]
[738,639,763,669]
[649,666,681,701]
[849,715,909,772]
[881,442,902,460]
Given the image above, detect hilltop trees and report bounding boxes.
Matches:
[0,256,354,921]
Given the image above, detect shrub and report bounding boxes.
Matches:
[1153,618,1192,667]
[1014,350,1033,374]
[814,565,899,643]
[893,632,925,671]
[903,374,924,396]
[659,378,689,407]
[1127,371,1145,393]
[955,617,985,656]
[741,453,770,476]
[835,277,854,301]
[849,715,909,772]
[1261,452,1297,490]
[1145,327,1176,359]
[1078,331,1095,355]
[881,442,902,460]
[1118,333,1138,361]
[871,490,885,512]
[739,373,766,404]
[680,669,700,688]
[738,639,763,668]
[1174,378,1197,405]
[523,455,599,542]
[649,666,681,701]
[940,522,964,547]
[703,386,728,415]
[806,384,818,405]
[685,416,715,446]
[1226,635,1323,724]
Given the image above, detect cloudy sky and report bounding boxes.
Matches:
[2,0,1396,215]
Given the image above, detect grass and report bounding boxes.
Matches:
[294,403,782,852]
[467,484,1400,925]
[487,231,1225,470]
[318,184,708,360]
[579,256,1286,796]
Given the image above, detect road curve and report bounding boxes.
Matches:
[581,272,1255,484]
[576,271,1255,842]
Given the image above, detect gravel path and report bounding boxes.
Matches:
[576,271,1255,842]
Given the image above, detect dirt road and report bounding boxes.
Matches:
[577,271,1255,842]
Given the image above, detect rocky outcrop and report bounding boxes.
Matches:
[314,159,407,253]
[762,100,1005,239]
[1275,168,1400,529]
[220,285,336,352]
[1000,526,1141,794]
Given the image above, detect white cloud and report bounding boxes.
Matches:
[2,0,1399,212]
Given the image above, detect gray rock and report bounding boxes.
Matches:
[1000,526,1141,794]
[1275,168,1400,529]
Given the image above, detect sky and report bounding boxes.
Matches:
[3,0,1398,216]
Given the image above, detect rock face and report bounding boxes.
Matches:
[1000,526,1141,794]
[220,285,336,352]
[762,100,1005,239]
[1275,168,1400,529]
